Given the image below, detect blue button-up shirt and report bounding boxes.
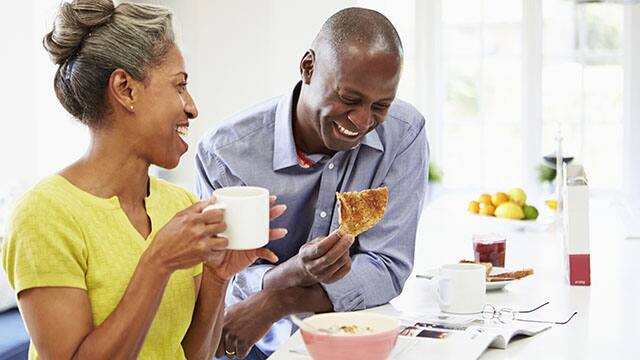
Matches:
[195,82,429,356]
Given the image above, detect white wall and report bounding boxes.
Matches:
[156,0,358,189]
[1,0,89,191]
[0,0,360,193]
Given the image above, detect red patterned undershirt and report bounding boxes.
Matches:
[295,148,315,168]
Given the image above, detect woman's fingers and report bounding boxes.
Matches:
[203,222,227,238]
[269,228,287,241]
[184,198,217,214]
[201,208,224,224]
[255,248,279,263]
[269,204,286,220]
[201,236,229,252]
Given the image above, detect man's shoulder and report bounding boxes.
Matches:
[372,99,427,154]
[199,96,280,152]
[386,99,425,130]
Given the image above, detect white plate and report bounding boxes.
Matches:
[415,267,524,291]
[467,212,558,233]
[468,213,536,231]
[485,267,516,291]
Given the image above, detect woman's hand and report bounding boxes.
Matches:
[144,199,229,275]
[205,195,287,281]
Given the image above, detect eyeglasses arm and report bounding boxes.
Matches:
[516,301,550,314]
[516,311,578,325]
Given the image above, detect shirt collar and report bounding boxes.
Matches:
[272,81,384,171]
[273,83,301,171]
[359,128,384,152]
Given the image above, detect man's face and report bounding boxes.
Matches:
[301,45,401,153]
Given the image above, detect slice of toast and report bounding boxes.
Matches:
[459,259,493,276]
[336,187,388,236]
[487,268,534,281]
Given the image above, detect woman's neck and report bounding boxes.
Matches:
[59,128,150,208]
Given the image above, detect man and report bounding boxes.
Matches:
[195,7,429,360]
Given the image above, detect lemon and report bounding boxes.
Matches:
[478,193,492,205]
[523,204,539,220]
[491,192,509,207]
[495,202,525,220]
[508,188,527,205]
[479,202,496,216]
[468,200,480,213]
[545,200,557,211]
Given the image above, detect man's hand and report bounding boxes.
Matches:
[215,290,279,359]
[297,228,354,286]
[262,228,354,289]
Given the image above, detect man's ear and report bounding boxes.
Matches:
[108,68,138,113]
[299,49,315,85]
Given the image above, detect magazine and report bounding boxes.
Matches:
[398,312,551,350]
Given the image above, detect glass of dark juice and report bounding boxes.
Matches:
[472,234,506,267]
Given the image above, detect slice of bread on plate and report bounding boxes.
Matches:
[459,259,493,276]
[487,268,534,281]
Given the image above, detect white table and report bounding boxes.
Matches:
[270,193,640,359]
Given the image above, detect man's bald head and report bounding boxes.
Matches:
[311,7,403,60]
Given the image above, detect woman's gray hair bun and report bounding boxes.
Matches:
[43,0,174,127]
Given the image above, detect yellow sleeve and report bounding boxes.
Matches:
[184,190,203,277]
[2,190,88,295]
[192,263,203,277]
[186,190,200,205]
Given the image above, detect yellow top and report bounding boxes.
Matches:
[2,175,203,359]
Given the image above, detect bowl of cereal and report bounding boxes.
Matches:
[298,312,400,360]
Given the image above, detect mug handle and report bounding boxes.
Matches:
[436,276,452,309]
[203,203,226,212]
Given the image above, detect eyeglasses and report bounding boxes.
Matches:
[479,302,578,325]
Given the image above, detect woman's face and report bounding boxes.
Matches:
[132,45,198,169]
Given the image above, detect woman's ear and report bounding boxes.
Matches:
[299,49,315,85]
[108,68,138,112]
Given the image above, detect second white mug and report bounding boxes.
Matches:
[437,263,486,314]
[203,186,270,250]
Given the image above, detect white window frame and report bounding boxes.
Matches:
[414,0,637,198]
[623,4,640,204]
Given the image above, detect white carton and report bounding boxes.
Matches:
[562,164,591,286]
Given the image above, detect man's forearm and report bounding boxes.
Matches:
[269,284,334,319]
[262,256,306,289]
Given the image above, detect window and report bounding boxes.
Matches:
[542,0,623,189]
[441,0,523,188]
[362,0,628,192]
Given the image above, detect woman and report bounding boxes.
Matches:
[1,0,286,359]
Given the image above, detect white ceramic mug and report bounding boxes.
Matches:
[202,186,269,250]
[437,263,486,314]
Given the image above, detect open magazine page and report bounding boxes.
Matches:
[388,334,493,360]
[398,311,551,351]
[465,320,550,349]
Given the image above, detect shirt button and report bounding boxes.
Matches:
[320,211,327,219]
[328,163,335,170]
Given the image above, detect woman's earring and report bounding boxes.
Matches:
[130,105,134,111]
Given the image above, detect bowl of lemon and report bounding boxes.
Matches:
[467,188,541,231]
